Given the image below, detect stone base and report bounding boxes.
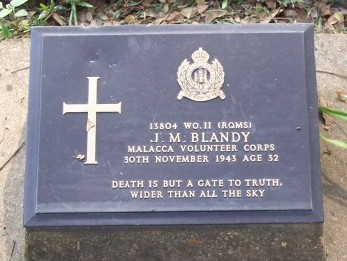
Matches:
[26,224,324,261]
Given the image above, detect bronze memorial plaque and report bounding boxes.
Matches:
[24,24,323,226]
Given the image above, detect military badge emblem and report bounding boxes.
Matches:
[177,48,225,102]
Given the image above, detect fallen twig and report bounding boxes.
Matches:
[10,66,29,75]
[316,70,347,80]
[0,141,25,172]
[10,240,16,259]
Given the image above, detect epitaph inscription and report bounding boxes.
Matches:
[24,24,323,226]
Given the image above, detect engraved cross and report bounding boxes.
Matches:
[63,77,122,165]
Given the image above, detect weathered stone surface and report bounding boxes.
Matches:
[315,34,347,261]
[0,38,29,261]
[25,224,323,261]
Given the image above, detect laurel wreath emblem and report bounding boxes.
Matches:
[177,48,225,102]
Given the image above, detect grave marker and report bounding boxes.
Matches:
[24,24,323,226]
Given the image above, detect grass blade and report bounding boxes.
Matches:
[77,2,93,8]
[222,0,228,9]
[319,106,347,122]
[320,134,347,149]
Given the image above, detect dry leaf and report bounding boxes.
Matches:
[337,90,347,103]
[163,3,169,13]
[142,0,152,7]
[284,9,298,18]
[320,4,331,16]
[124,15,136,24]
[166,11,181,22]
[265,0,277,10]
[74,154,85,161]
[195,0,206,5]
[180,7,197,19]
[144,10,158,18]
[234,15,241,23]
[271,8,282,17]
[296,9,308,22]
[99,13,108,21]
[159,0,166,3]
[196,4,209,14]
[318,96,334,127]
[52,13,66,26]
[86,119,95,132]
[333,12,345,29]
[19,19,30,26]
[328,12,344,24]
[90,20,97,27]
[260,8,281,23]
[154,18,164,24]
[78,12,87,23]
[85,11,93,22]
[27,11,36,19]
[204,10,227,23]
[309,8,318,19]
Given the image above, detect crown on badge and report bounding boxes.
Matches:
[191,48,209,63]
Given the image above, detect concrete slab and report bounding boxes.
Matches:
[315,34,347,261]
[0,33,346,261]
[0,38,29,261]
